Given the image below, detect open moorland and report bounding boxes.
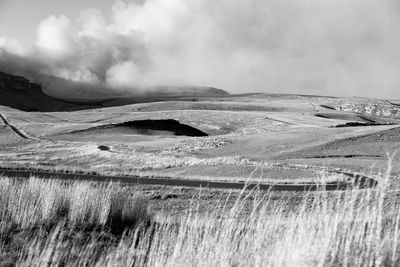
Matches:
[2,72,400,265]
[1,91,400,186]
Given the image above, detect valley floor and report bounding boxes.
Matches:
[1,94,399,187]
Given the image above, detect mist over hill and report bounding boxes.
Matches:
[0,70,229,111]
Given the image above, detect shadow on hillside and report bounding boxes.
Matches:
[69,119,209,137]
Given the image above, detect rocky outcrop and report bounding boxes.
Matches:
[0,70,80,111]
[0,71,43,94]
[325,99,400,119]
[338,103,400,117]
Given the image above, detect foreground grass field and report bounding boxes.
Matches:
[1,160,400,266]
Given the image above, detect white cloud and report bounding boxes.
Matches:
[36,15,74,59]
[106,61,145,88]
[0,37,29,56]
[1,0,400,98]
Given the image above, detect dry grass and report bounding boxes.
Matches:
[0,178,150,232]
[1,157,400,266]
[0,140,352,184]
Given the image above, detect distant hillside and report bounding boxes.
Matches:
[102,86,230,106]
[0,70,230,112]
[146,86,229,97]
[0,71,83,112]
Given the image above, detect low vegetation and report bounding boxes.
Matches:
[0,160,400,266]
[0,178,150,231]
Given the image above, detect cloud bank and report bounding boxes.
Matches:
[1,0,400,99]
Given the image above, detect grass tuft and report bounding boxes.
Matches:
[0,178,150,232]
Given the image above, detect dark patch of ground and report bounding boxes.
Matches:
[98,145,110,151]
[65,119,209,137]
[319,104,336,110]
[315,113,374,123]
[111,119,208,137]
[303,154,382,159]
[334,122,394,128]
[315,113,397,127]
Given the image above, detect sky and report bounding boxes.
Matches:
[0,0,113,44]
[0,0,400,99]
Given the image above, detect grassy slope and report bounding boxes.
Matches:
[1,95,400,184]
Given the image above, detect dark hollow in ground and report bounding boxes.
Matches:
[334,122,394,128]
[103,119,208,137]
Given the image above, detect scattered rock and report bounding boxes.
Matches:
[98,145,110,151]
[151,193,179,200]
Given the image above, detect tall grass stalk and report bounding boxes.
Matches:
[1,162,400,266]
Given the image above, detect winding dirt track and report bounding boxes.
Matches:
[0,168,377,191]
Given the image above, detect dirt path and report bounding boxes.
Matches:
[0,168,377,191]
[0,113,31,139]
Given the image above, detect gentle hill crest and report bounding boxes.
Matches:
[0,70,230,112]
